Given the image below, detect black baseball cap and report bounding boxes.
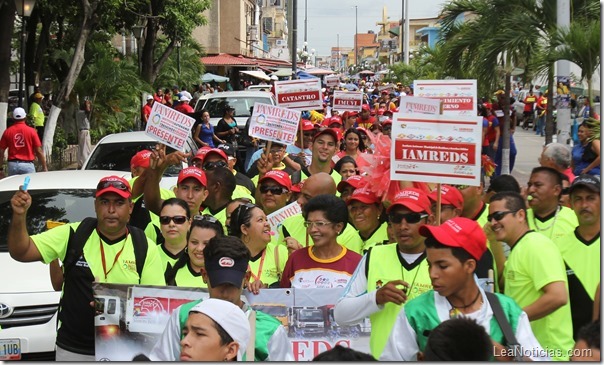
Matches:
[569,174,600,195]
[217,143,236,157]
[204,254,248,288]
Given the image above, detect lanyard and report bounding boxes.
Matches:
[401,258,423,297]
[248,249,266,282]
[99,233,127,281]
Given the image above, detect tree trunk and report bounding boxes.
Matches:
[43,0,98,161]
[501,71,511,175]
[545,66,555,145]
[0,0,16,134]
[24,7,40,95]
[587,78,593,118]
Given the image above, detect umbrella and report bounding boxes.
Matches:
[296,70,319,79]
[201,72,230,83]
[240,70,271,81]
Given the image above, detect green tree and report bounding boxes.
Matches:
[553,20,601,117]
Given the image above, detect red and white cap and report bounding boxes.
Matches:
[419,217,487,260]
[203,148,228,162]
[347,187,380,205]
[130,150,152,169]
[387,188,432,214]
[96,176,131,199]
[337,175,366,192]
[428,185,464,210]
[177,167,207,186]
[259,170,292,190]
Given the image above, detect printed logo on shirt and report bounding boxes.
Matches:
[123,259,137,272]
[375,280,384,290]
[566,269,575,276]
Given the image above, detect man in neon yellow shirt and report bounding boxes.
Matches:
[28,92,45,142]
[8,175,165,361]
[489,191,574,360]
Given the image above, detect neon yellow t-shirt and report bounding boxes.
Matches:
[32,222,165,285]
[527,206,578,242]
[28,102,45,127]
[359,222,390,253]
[173,261,208,289]
[248,243,288,287]
[503,231,574,360]
[555,229,600,299]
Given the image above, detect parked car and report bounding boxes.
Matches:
[193,90,277,130]
[0,170,125,360]
[246,85,272,92]
[82,131,196,190]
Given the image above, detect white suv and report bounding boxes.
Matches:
[194,90,277,130]
[0,170,124,360]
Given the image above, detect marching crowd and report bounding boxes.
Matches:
[6,80,602,361]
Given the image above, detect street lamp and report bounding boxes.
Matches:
[14,0,36,108]
[132,23,145,73]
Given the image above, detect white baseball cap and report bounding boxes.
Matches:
[180,95,191,102]
[146,95,154,100]
[188,299,250,360]
[12,107,26,120]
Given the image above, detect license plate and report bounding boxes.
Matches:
[0,339,21,360]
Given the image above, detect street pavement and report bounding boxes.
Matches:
[509,127,550,188]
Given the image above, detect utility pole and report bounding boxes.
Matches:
[403,0,409,64]
[291,0,297,78]
[355,5,358,67]
[304,0,307,45]
[556,0,571,145]
[337,33,340,71]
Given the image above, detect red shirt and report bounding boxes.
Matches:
[280,246,361,289]
[142,104,152,120]
[356,116,376,129]
[175,103,194,114]
[523,94,537,112]
[0,121,41,161]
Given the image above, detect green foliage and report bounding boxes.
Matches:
[73,40,151,140]
[153,39,205,90]
[385,44,450,86]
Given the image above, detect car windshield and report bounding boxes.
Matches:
[299,309,323,322]
[199,97,273,118]
[0,189,96,252]
[85,142,182,176]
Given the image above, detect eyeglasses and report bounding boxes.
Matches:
[202,161,228,170]
[159,215,188,225]
[303,221,334,228]
[259,185,288,195]
[389,212,428,224]
[487,210,519,222]
[97,180,129,192]
[193,214,219,224]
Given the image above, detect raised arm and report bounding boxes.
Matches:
[8,188,43,262]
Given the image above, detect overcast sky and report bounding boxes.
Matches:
[295,0,446,56]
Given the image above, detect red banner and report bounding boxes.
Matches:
[394,140,476,165]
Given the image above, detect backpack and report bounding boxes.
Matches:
[62,217,148,281]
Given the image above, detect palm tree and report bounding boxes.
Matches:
[553,20,601,117]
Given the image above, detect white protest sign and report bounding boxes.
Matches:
[275,79,323,111]
[249,103,302,145]
[145,102,194,151]
[390,113,482,185]
[332,91,363,112]
[325,75,340,87]
[267,201,302,236]
[399,96,442,115]
[95,284,371,361]
[413,79,477,116]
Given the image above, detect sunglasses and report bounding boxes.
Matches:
[202,161,228,170]
[389,212,428,224]
[159,215,188,225]
[259,185,288,195]
[487,210,519,222]
[193,214,219,224]
[234,203,257,226]
[97,180,129,192]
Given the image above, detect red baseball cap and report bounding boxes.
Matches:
[96,176,132,199]
[377,108,386,116]
[387,188,432,214]
[259,170,292,190]
[382,118,393,126]
[192,146,213,162]
[428,185,464,210]
[361,104,370,111]
[347,187,380,205]
[313,127,340,143]
[329,116,343,126]
[291,182,303,193]
[178,167,207,186]
[130,150,152,169]
[204,148,228,162]
[321,117,332,127]
[419,217,487,260]
[301,119,315,131]
[337,175,365,192]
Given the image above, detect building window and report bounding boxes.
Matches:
[263,17,273,33]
